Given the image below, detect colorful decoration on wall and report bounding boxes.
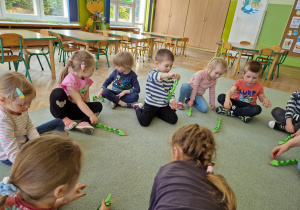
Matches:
[241,0,262,14]
[288,30,292,36]
[282,38,294,50]
[84,0,106,32]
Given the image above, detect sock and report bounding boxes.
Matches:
[118,101,127,107]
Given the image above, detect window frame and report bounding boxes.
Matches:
[0,0,69,23]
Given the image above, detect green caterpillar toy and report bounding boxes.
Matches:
[278,134,293,145]
[187,108,192,117]
[97,193,120,210]
[268,159,300,166]
[95,123,128,136]
[93,95,104,102]
[166,79,179,103]
[213,117,221,134]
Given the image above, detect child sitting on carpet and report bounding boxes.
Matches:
[177,57,227,112]
[149,124,237,210]
[0,72,65,166]
[0,134,112,210]
[216,60,272,123]
[50,50,102,135]
[268,91,300,137]
[134,49,180,127]
[271,135,300,172]
[97,51,140,109]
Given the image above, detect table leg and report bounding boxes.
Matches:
[233,50,242,75]
[267,53,280,80]
[85,42,90,52]
[134,40,138,59]
[114,41,118,54]
[48,40,56,79]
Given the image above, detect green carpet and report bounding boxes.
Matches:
[0,68,299,210]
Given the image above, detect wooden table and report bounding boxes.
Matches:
[99,30,156,59]
[47,29,121,54]
[0,29,57,79]
[215,42,282,80]
[107,26,140,32]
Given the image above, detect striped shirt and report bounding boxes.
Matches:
[285,91,300,121]
[0,105,39,163]
[145,69,175,107]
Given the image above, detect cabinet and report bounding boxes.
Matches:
[152,0,230,50]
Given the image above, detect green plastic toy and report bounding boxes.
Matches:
[187,108,192,117]
[166,79,179,103]
[97,193,120,210]
[213,117,221,134]
[268,159,300,166]
[93,95,104,102]
[278,134,293,145]
[95,123,128,136]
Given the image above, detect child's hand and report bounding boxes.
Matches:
[224,100,232,109]
[170,100,177,110]
[187,100,194,108]
[210,105,216,110]
[286,123,295,134]
[262,98,272,108]
[97,88,104,99]
[116,90,128,99]
[90,114,99,125]
[292,129,300,137]
[271,144,290,159]
[55,184,87,208]
[169,73,181,80]
[99,200,111,210]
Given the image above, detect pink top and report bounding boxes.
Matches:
[232,79,264,105]
[0,105,39,163]
[189,69,216,106]
[60,72,93,102]
[1,192,55,210]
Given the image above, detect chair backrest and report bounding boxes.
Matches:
[258,48,274,56]
[40,29,49,36]
[221,42,232,50]
[144,33,152,38]
[165,36,173,42]
[270,45,281,52]
[132,30,140,34]
[102,31,110,37]
[96,40,109,53]
[0,33,24,63]
[182,37,189,42]
[121,35,130,42]
[240,41,251,45]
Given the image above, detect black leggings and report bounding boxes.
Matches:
[50,88,102,123]
[135,103,178,127]
[218,94,262,117]
[271,107,300,131]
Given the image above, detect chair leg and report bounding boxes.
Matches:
[23,61,32,82]
[36,55,44,70]
[277,64,280,78]
[96,56,98,70]
[44,55,51,71]
[105,54,110,67]
[264,65,271,80]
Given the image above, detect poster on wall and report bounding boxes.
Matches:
[282,38,294,50]
[293,42,300,53]
[290,17,300,28]
[241,0,262,14]
[296,0,300,10]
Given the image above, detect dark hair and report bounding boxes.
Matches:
[155,49,174,62]
[244,60,262,73]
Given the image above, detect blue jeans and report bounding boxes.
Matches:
[1,119,65,166]
[178,83,209,113]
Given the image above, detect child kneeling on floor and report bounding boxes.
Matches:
[149,124,237,210]
[50,50,102,135]
[216,60,272,123]
[97,51,140,109]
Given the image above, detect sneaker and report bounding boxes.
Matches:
[75,122,94,135]
[62,117,77,130]
[126,102,136,108]
[177,101,184,110]
[216,106,234,116]
[268,121,286,131]
[111,102,117,109]
[239,116,252,123]
[133,103,143,110]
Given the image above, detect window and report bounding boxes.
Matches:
[110,0,146,30]
[0,0,68,23]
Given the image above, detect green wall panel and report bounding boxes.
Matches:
[222,0,237,42]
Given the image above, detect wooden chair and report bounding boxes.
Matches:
[89,40,110,69]
[164,36,176,53]
[0,33,31,82]
[273,50,289,78]
[23,29,51,71]
[220,42,239,71]
[176,37,189,57]
[0,48,13,70]
[240,41,254,63]
[102,31,114,55]
[137,37,153,62]
[256,48,274,79]
[119,35,135,55]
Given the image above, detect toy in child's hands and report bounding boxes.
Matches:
[97,193,120,210]
[93,95,104,102]
[95,123,128,136]
[213,117,221,134]
[268,159,299,166]
[278,134,293,145]
[166,79,179,103]
[187,108,192,117]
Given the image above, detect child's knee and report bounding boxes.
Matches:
[50,88,67,100]
[131,92,139,102]
[168,115,178,124]
[271,107,283,117]
[93,102,103,113]
[102,89,110,97]
[217,94,226,104]
[198,106,208,113]
[254,105,262,115]
[54,119,65,131]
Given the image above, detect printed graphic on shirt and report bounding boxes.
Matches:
[79,84,89,99]
[238,90,256,103]
[113,75,132,89]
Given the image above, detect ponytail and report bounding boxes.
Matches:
[59,60,71,85]
[0,195,8,207]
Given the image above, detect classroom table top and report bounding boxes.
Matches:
[47,29,121,42]
[0,29,55,40]
[99,30,155,40]
[142,32,183,40]
[216,42,282,54]
[108,26,140,30]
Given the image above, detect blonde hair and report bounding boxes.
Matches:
[244,60,262,74]
[171,124,237,210]
[59,50,95,84]
[113,51,134,69]
[0,72,35,102]
[0,134,83,207]
[207,57,228,74]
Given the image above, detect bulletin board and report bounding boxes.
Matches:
[279,0,300,57]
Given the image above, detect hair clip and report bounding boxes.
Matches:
[16,88,25,99]
[81,61,85,69]
[66,64,70,68]
[206,166,213,173]
[76,50,79,53]
[0,177,18,196]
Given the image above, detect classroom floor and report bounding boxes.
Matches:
[0,47,299,112]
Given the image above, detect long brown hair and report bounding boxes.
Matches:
[171,124,237,210]
[0,134,83,207]
[59,50,95,84]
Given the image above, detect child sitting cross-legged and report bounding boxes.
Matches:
[216,60,272,123]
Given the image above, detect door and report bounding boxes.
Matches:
[199,0,230,50]
[184,0,208,47]
[228,0,269,46]
[167,0,189,37]
[152,0,172,34]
